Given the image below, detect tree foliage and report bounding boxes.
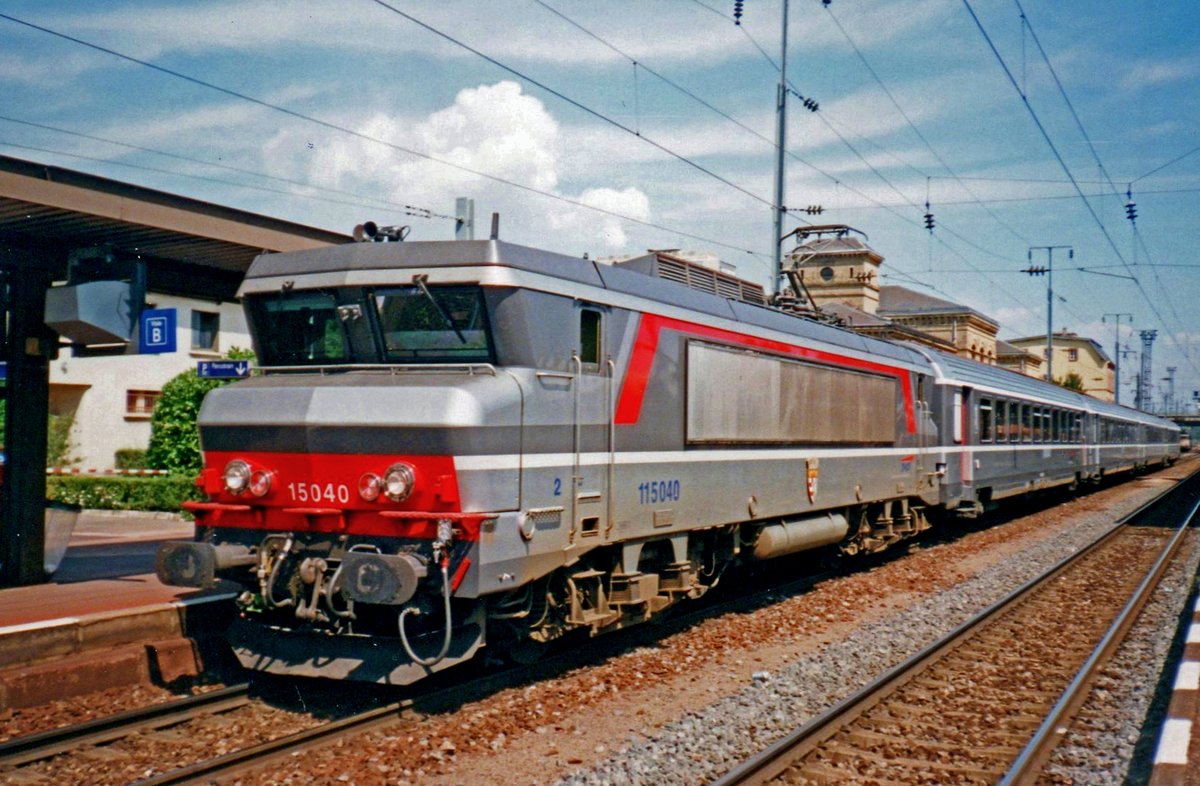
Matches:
[0,399,78,467]
[1055,372,1086,392]
[146,347,255,475]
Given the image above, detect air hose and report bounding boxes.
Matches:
[398,557,453,667]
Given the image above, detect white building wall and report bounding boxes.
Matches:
[48,294,250,470]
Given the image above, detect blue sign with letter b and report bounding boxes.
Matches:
[139,308,177,354]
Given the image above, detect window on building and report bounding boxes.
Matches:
[1067,348,1078,362]
[126,389,161,418]
[192,310,219,352]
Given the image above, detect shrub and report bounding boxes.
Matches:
[47,475,204,512]
[147,348,256,476]
[146,371,224,474]
[114,448,150,470]
[47,411,78,467]
[0,401,79,467]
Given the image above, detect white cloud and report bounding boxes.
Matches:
[550,186,651,249]
[1120,58,1200,91]
[0,50,106,85]
[30,0,754,67]
[264,80,651,252]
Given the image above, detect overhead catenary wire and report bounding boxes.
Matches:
[540,0,1047,332]
[0,11,773,264]
[536,0,1052,336]
[0,115,453,220]
[538,0,1072,336]
[1012,0,1191,363]
[1134,144,1200,183]
[959,0,1200,380]
[364,0,785,217]
[690,0,1043,280]
[824,4,1035,248]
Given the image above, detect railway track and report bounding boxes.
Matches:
[0,552,842,785]
[4,475,1188,785]
[0,684,250,774]
[712,476,1200,786]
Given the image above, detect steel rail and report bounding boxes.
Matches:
[997,486,1200,785]
[711,474,1197,786]
[0,683,251,767]
[132,564,845,786]
[133,699,415,786]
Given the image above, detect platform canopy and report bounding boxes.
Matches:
[0,154,350,586]
[0,154,348,297]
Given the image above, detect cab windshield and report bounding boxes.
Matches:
[375,285,490,362]
[246,285,493,366]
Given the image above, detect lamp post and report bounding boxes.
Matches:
[1024,245,1073,383]
[1102,312,1131,405]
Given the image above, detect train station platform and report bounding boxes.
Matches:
[0,512,235,709]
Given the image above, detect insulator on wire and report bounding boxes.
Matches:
[733,0,743,25]
[804,205,824,215]
[1124,201,1137,223]
[802,97,819,112]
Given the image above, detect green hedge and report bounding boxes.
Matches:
[47,475,204,512]
[114,449,150,470]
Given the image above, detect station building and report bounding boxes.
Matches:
[785,226,1000,364]
[48,295,251,469]
[782,226,1117,401]
[1007,332,1116,402]
[0,154,347,474]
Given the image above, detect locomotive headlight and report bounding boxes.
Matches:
[223,460,251,495]
[248,470,273,497]
[358,472,383,502]
[382,463,415,501]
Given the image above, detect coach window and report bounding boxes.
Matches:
[978,399,993,442]
[1020,404,1032,442]
[1041,408,1052,442]
[579,307,603,371]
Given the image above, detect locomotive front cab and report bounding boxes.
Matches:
[156,272,524,682]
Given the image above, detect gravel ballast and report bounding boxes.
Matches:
[557,474,1200,786]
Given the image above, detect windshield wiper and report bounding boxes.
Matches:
[413,274,467,344]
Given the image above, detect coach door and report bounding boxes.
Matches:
[956,387,973,494]
[571,303,612,542]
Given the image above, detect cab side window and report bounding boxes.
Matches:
[579,308,602,369]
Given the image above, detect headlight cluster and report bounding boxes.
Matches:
[221,458,415,503]
[223,460,273,497]
[358,463,415,502]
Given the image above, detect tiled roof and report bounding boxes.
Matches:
[878,285,999,328]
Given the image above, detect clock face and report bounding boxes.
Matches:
[819,266,834,281]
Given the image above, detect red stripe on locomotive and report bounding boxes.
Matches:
[614,313,917,432]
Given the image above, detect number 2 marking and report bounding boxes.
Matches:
[553,478,562,496]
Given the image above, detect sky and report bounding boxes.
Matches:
[1,0,1197,411]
